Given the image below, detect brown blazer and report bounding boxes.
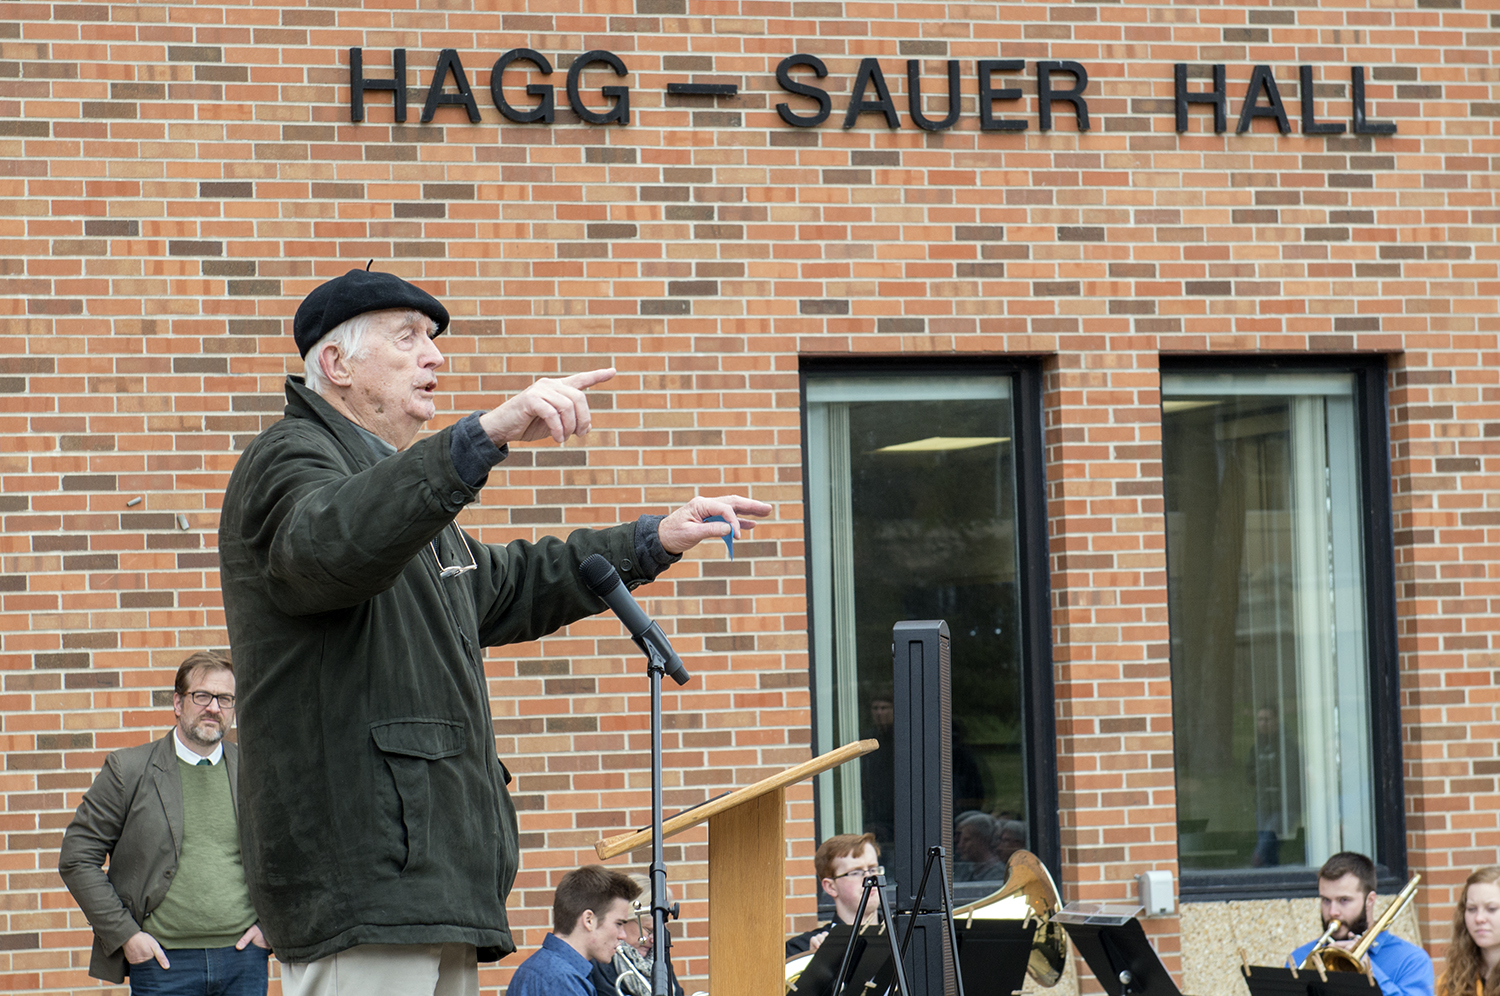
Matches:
[57,731,240,983]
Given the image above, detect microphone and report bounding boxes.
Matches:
[579,554,690,685]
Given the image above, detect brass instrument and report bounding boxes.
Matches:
[1313,875,1422,976]
[1297,918,1343,969]
[614,939,654,996]
[785,947,815,991]
[953,848,1069,987]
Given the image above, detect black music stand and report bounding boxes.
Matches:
[954,918,1036,996]
[1243,962,1381,996]
[1309,968,1382,996]
[790,923,897,996]
[1241,965,1311,996]
[1056,903,1180,996]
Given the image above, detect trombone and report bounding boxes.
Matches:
[1309,875,1422,976]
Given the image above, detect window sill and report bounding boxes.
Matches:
[1180,868,1404,903]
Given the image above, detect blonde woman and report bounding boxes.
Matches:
[1440,867,1500,996]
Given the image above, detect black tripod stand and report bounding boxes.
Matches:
[826,846,966,996]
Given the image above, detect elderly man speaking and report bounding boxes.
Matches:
[217,268,769,996]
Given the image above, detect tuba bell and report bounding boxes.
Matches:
[953,848,1069,987]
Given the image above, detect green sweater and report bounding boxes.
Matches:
[144,759,256,949]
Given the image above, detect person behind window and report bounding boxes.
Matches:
[1247,702,1302,867]
[951,717,987,816]
[996,820,1028,866]
[1287,852,1433,996]
[786,833,882,958]
[954,811,1006,883]
[1438,867,1500,996]
[859,689,896,847]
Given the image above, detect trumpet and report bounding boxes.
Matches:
[1314,875,1421,976]
[614,940,654,996]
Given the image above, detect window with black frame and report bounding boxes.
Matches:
[802,363,1055,901]
[1161,362,1401,896]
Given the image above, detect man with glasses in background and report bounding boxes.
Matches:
[785,833,884,958]
[59,651,269,995]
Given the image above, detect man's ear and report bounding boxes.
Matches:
[318,343,356,389]
[821,877,838,900]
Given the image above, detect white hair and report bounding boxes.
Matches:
[627,872,672,906]
[302,310,381,396]
[956,810,1002,848]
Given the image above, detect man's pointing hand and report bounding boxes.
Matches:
[480,367,617,446]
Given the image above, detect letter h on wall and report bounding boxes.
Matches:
[351,48,407,122]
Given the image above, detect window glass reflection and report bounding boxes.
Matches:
[806,375,1026,887]
[1162,372,1374,874]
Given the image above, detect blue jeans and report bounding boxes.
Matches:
[127,943,270,996]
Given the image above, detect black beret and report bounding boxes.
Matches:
[292,268,450,357]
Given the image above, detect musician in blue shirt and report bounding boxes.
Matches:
[1289,852,1433,996]
[508,866,641,996]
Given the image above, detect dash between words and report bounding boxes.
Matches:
[349,48,1398,137]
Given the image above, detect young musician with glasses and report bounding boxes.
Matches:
[786,833,884,958]
[59,651,271,994]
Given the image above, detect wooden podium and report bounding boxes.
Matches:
[595,739,878,996]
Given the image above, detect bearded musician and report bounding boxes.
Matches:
[1288,852,1433,996]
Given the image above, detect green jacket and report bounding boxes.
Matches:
[57,732,241,983]
[218,378,667,964]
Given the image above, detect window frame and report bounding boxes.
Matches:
[797,356,1060,884]
[1160,355,1405,900]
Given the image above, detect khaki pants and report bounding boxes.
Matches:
[281,943,478,996]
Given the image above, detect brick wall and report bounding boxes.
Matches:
[2,0,1497,992]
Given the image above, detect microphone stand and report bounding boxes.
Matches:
[643,638,674,996]
[581,551,688,996]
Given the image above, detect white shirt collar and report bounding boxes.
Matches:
[173,728,223,766]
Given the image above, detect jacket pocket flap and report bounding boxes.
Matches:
[370,719,466,759]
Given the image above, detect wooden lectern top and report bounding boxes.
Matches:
[593,738,879,996]
[594,738,878,860]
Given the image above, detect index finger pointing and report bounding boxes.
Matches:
[560,367,616,390]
